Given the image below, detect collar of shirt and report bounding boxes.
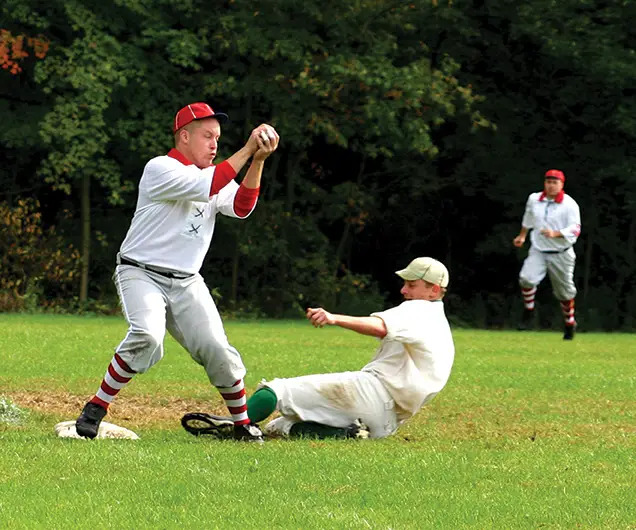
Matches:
[167,148,194,166]
[538,190,564,204]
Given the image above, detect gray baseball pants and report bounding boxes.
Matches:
[519,246,577,300]
[112,264,246,387]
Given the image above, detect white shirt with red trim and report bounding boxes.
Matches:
[521,191,581,252]
[119,152,249,274]
[362,300,455,422]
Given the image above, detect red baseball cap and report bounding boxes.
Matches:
[173,102,229,133]
[544,169,565,182]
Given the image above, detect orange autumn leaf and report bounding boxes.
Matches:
[0,28,50,75]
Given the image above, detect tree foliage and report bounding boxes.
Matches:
[1,0,634,328]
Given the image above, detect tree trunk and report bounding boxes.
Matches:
[614,214,636,328]
[230,226,243,306]
[79,174,91,304]
[227,94,255,308]
[230,246,239,306]
[582,224,593,307]
[265,152,281,201]
[334,158,366,276]
[286,154,296,212]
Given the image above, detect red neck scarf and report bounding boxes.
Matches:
[539,190,564,203]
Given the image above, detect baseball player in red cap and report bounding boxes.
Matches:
[74,102,279,442]
[513,169,581,339]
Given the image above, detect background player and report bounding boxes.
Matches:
[183,257,455,440]
[75,102,279,442]
[513,169,581,339]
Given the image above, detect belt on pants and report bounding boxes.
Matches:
[540,246,571,254]
[118,256,193,279]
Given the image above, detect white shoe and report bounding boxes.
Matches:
[263,416,297,437]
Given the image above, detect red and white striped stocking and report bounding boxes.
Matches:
[560,299,576,326]
[217,379,249,426]
[522,287,537,310]
[90,353,136,410]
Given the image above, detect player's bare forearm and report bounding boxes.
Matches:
[241,159,265,189]
[306,308,387,338]
[226,145,255,174]
[335,315,387,338]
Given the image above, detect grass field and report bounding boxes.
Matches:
[0,314,634,529]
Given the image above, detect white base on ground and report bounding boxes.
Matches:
[54,420,140,440]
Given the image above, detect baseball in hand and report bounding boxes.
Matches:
[260,130,270,142]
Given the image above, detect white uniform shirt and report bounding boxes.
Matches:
[521,192,581,252]
[362,300,455,422]
[120,155,252,274]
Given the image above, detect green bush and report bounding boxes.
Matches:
[0,199,80,312]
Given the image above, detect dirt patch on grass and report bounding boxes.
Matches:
[6,390,228,428]
[6,390,634,444]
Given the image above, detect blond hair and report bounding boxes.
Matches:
[423,280,447,300]
[174,120,204,146]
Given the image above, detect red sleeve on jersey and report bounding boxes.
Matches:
[234,184,260,217]
[209,161,237,197]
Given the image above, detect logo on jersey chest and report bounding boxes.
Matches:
[183,203,210,238]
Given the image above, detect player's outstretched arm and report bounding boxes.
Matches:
[306,307,387,338]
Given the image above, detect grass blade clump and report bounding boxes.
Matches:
[0,395,28,425]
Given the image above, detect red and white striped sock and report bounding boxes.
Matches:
[89,353,136,410]
[217,379,249,426]
[560,299,576,326]
[522,287,537,310]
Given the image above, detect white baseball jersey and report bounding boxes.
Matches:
[362,299,455,422]
[119,153,253,274]
[521,192,581,251]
